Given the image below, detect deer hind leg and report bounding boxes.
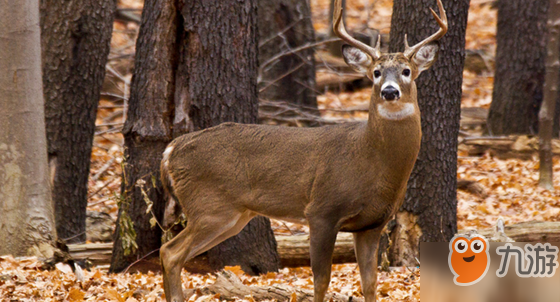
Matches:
[160,208,254,302]
[308,218,339,302]
[353,228,382,302]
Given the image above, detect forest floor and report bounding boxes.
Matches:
[2,0,560,301]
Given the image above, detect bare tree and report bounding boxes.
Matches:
[258,0,318,110]
[110,0,279,274]
[40,0,116,243]
[488,0,560,135]
[539,0,560,190]
[386,0,470,266]
[0,0,57,257]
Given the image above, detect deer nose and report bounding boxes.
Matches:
[381,86,400,101]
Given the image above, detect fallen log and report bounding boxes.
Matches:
[277,233,355,267]
[69,221,560,268]
[461,221,560,243]
[184,270,363,302]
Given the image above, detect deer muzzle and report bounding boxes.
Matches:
[381,85,400,101]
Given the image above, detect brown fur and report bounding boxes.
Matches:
[160,0,447,301]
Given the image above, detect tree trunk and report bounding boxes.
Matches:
[174,0,280,275]
[328,0,346,57]
[109,0,178,273]
[0,0,57,257]
[40,0,116,243]
[488,0,560,135]
[258,0,318,110]
[387,0,470,266]
[111,0,280,275]
[539,0,560,190]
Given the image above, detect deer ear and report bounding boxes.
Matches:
[342,45,373,75]
[413,42,439,74]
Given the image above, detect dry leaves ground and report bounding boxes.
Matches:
[5,1,558,302]
[0,256,418,302]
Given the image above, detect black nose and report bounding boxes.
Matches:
[381,86,400,101]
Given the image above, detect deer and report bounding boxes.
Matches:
[159,0,447,301]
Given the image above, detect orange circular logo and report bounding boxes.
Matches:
[448,235,490,286]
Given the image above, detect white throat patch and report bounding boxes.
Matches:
[377,103,415,120]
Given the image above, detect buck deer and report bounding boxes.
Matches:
[160,0,447,301]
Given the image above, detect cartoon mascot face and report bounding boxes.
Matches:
[448,235,490,286]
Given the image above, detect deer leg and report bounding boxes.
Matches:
[353,228,382,302]
[160,210,246,302]
[196,211,255,254]
[308,219,339,302]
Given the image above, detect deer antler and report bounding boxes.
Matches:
[403,0,448,59]
[332,0,380,59]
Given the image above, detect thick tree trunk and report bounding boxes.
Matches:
[538,0,560,190]
[387,0,470,266]
[0,0,57,257]
[258,0,318,110]
[111,0,280,274]
[488,0,560,135]
[40,0,116,243]
[110,0,178,273]
[174,0,280,275]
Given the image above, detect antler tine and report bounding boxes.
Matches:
[333,0,380,59]
[403,0,448,59]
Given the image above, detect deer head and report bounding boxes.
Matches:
[333,0,447,121]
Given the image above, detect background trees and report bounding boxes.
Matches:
[538,0,560,190]
[0,0,57,257]
[258,0,318,109]
[487,0,557,136]
[387,0,471,266]
[110,0,279,274]
[40,0,116,243]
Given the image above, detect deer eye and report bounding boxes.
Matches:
[402,69,411,77]
[374,70,381,78]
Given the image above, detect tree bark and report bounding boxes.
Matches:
[488,0,560,135]
[0,0,57,257]
[174,0,280,275]
[110,0,178,273]
[387,0,470,266]
[40,0,116,243]
[258,0,318,110]
[328,0,347,57]
[111,0,280,275]
[539,0,560,190]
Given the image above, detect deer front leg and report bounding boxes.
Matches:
[308,219,339,302]
[353,228,382,302]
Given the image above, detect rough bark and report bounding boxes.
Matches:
[387,0,470,266]
[110,0,178,272]
[539,0,560,190]
[258,0,318,110]
[0,0,57,257]
[40,0,116,243]
[111,0,280,274]
[175,0,280,275]
[488,0,560,135]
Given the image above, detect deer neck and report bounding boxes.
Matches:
[362,93,422,175]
